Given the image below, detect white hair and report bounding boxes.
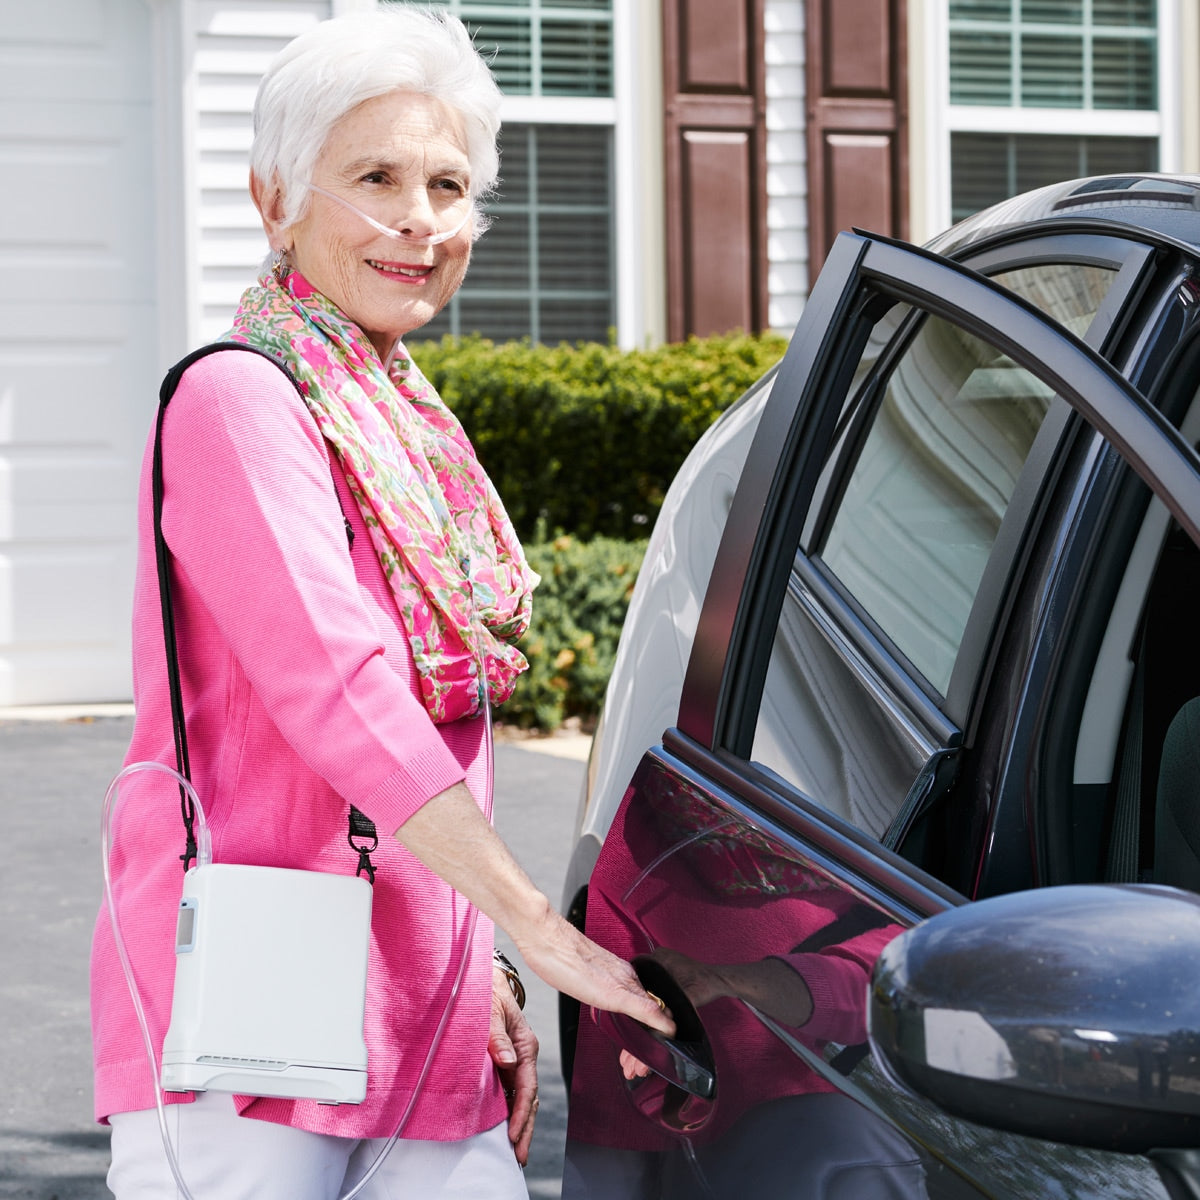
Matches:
[250,6,503,230]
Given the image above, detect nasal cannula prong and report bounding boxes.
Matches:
[307,183,474,245]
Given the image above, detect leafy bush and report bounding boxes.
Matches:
[408,331,788,728]
[501,532,648,730]
[409,331,787,541]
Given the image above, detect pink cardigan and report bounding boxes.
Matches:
[90,349,508,1141]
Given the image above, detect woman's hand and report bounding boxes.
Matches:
[489,964,539,1167]
[512,906,676,1040]
[393,784,676,1038]
[649,946,814,1027]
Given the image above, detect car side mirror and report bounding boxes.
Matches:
[868,884,1200,1159]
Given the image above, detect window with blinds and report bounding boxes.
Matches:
[947,0,1160,223]
[385,1,616,344]
[430,0,613,97]
[420,123,614,343]
[951,131,1158,221]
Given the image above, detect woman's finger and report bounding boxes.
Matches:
[488,999,518,1069]
[491,971,540,1166]
[619,1049,651,1081]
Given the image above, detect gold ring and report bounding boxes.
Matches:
[647,991,667,1013]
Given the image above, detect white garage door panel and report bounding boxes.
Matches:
[0,1,147,101]
[0,102,155,304]
[0,0,155,705]
[0,312,157,445]
[0,645,131,706]
[0,302,156,343]
[0,346,144,447]
[3,463,132,542]
[1,7,106,43]
[1,549,125,645]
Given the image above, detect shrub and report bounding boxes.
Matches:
[501,532,648,731]
[409,331,787,541]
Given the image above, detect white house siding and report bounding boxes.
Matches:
[0,0,803,706]
[190,1,330,343]
[0,0,158,704]
[763,0,807,335]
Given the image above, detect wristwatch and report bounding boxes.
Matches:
[493,949,526,1010]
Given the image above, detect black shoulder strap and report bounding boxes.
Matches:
[154,342,378,879]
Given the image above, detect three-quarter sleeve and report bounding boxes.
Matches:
[775,922,902,1045]
[158,349,468,833]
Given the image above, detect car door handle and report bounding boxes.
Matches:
[594,1009,716,1099]
[592,954,716,1100]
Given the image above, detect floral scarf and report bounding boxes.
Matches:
[225,267,537,723]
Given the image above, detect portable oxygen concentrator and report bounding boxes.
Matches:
[148,345,373,1108]
[160,863,372,1104]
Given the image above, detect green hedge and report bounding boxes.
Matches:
[408,331,788,728]
[502,532,648,731]
[409,331,787,541]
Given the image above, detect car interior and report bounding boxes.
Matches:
[1068,402,1200,895]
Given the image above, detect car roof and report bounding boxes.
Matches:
[927,173,1200,259]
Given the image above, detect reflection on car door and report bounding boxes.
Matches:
[564,232,1200,1199]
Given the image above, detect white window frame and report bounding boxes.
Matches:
[356,0,658,347]
[922,0,1182,236]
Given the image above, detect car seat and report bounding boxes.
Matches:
[1154,696,1200,893]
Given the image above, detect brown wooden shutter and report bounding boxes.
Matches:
[662,0,768,341]
[806,0,908,275]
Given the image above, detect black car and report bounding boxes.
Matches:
[560,175,1200,1199]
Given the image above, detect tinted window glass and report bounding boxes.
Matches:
[991,262,1116,334]
[820,318,1055,693]
[820,260,1117,694]
[749,261,1118,837]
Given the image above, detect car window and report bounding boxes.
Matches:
[819,262,1119,695]
[749,260,1120,838]
[819,317,1055,694]
[990,262,1115,336]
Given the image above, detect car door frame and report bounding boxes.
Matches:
[674,229,1200,909]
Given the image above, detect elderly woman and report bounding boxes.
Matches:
[90,9,670,1198]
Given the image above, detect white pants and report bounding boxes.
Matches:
[107,1091,529,1200]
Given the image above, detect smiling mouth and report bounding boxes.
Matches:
[367,259,431,279]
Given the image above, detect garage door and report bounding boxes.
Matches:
[0,0,158,704]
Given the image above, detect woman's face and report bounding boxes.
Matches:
[266,90,474,361]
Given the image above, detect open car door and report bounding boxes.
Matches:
[564,231,1200,1200]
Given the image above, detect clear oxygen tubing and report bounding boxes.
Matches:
[102,693,493,1200]
[306,183,475,246]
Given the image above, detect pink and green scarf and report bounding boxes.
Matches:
[226,267,537,723]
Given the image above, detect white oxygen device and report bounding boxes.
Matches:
[161,862,372,1104]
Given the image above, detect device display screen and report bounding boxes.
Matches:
[175,899,197,953]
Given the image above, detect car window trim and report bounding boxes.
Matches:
[800,297,922,553]
[659,729,963,920]
[682,231,1200,773]
[678,232,874,748]
[789,555,960,749]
